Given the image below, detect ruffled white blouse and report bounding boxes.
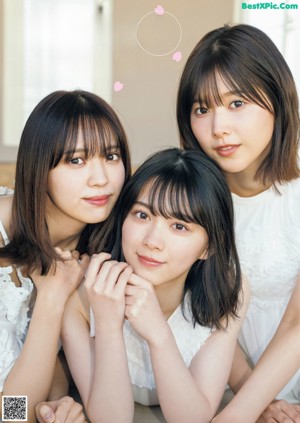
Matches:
[90,296,213,406]
[0,188,34,391]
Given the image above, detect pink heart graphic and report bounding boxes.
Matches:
[154,5,165,15]
[172,51,182,62]
[114,81,124,92]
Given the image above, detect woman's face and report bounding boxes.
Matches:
[47,133,125,228]
[121,183,208,289]
[190,76,274,179]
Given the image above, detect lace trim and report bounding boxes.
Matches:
[0,265,33,338]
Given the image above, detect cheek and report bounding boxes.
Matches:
[111,164,126,193]
[191,119,210,146]
[262,114,274,142]
[121,219,132,256]
[47,172,62,198]
[48,167,78,193]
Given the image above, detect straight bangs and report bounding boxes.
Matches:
[51,114,122,167]
[143,173,208,229]
[194,60,272,113]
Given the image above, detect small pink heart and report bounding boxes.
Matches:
[154,5,164,15]
[172,51,182,62]
[114,81,124,92]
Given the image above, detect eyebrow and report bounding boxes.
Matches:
[63,144,120,156]
[193,90,245,103]
[134,200,151,209]
[134,200,193,223]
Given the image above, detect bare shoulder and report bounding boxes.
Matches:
[0,192,13,234]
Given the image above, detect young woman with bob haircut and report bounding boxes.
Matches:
[177,23,300,422]
[0,89,131,422]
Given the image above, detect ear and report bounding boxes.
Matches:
[198,247,209,261]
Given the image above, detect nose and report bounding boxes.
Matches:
[88,158,108,186]
[143,222,165,251]
[212,108,231,139]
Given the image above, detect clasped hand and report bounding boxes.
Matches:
[84,253,166,342]
[31,248,90,306]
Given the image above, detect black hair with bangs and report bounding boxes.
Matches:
[108,148,242,329]
[0,90,131,274]
[177,24,299,186]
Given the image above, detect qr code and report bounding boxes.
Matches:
[2,396,27,421]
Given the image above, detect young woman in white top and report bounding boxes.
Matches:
[177,23,300,422]
[0,89,131,422]
[62,148,249,423]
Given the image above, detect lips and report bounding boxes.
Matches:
[137,254,164,267]
[214,144,240,157]
[83,195,110,206]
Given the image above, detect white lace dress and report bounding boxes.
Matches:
[233,178,300,402]
[90,295,213,406]
[0,188,34,391]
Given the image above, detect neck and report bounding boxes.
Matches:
[154,279,185,320]
[46,209,86,251]
[226,172,271,197]
[48,222,84,250]
[226,142,272,197]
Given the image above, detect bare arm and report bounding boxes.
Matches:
[62,254,134,423]
[1,252,87,422]
[48,353,70,401]
[126,275,250,423]
[35,355,87,423]
[213,277,300,423]
[228,343,253,394]
[84,255,134,423]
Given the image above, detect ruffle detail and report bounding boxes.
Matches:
[0,324,23,391]
[0,266,33,339]
[0,186,14,196]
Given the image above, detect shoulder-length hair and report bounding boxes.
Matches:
[177,24,300,186]
[107,148,241,329]
[0,90,131,274]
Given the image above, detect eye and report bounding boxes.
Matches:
[106,152,120,161]
[134,211,149,220]
[194,105,208,115]
[230,100,244,109]
[172,222,188,231]
[69,157,85,165]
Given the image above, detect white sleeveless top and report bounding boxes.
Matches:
[0,188,34,391]
[233,179,300,402]
[90,295,213,406]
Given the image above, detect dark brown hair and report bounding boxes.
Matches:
[177,24,299,186]
[108,148,242,329]
[0,90,131,274]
